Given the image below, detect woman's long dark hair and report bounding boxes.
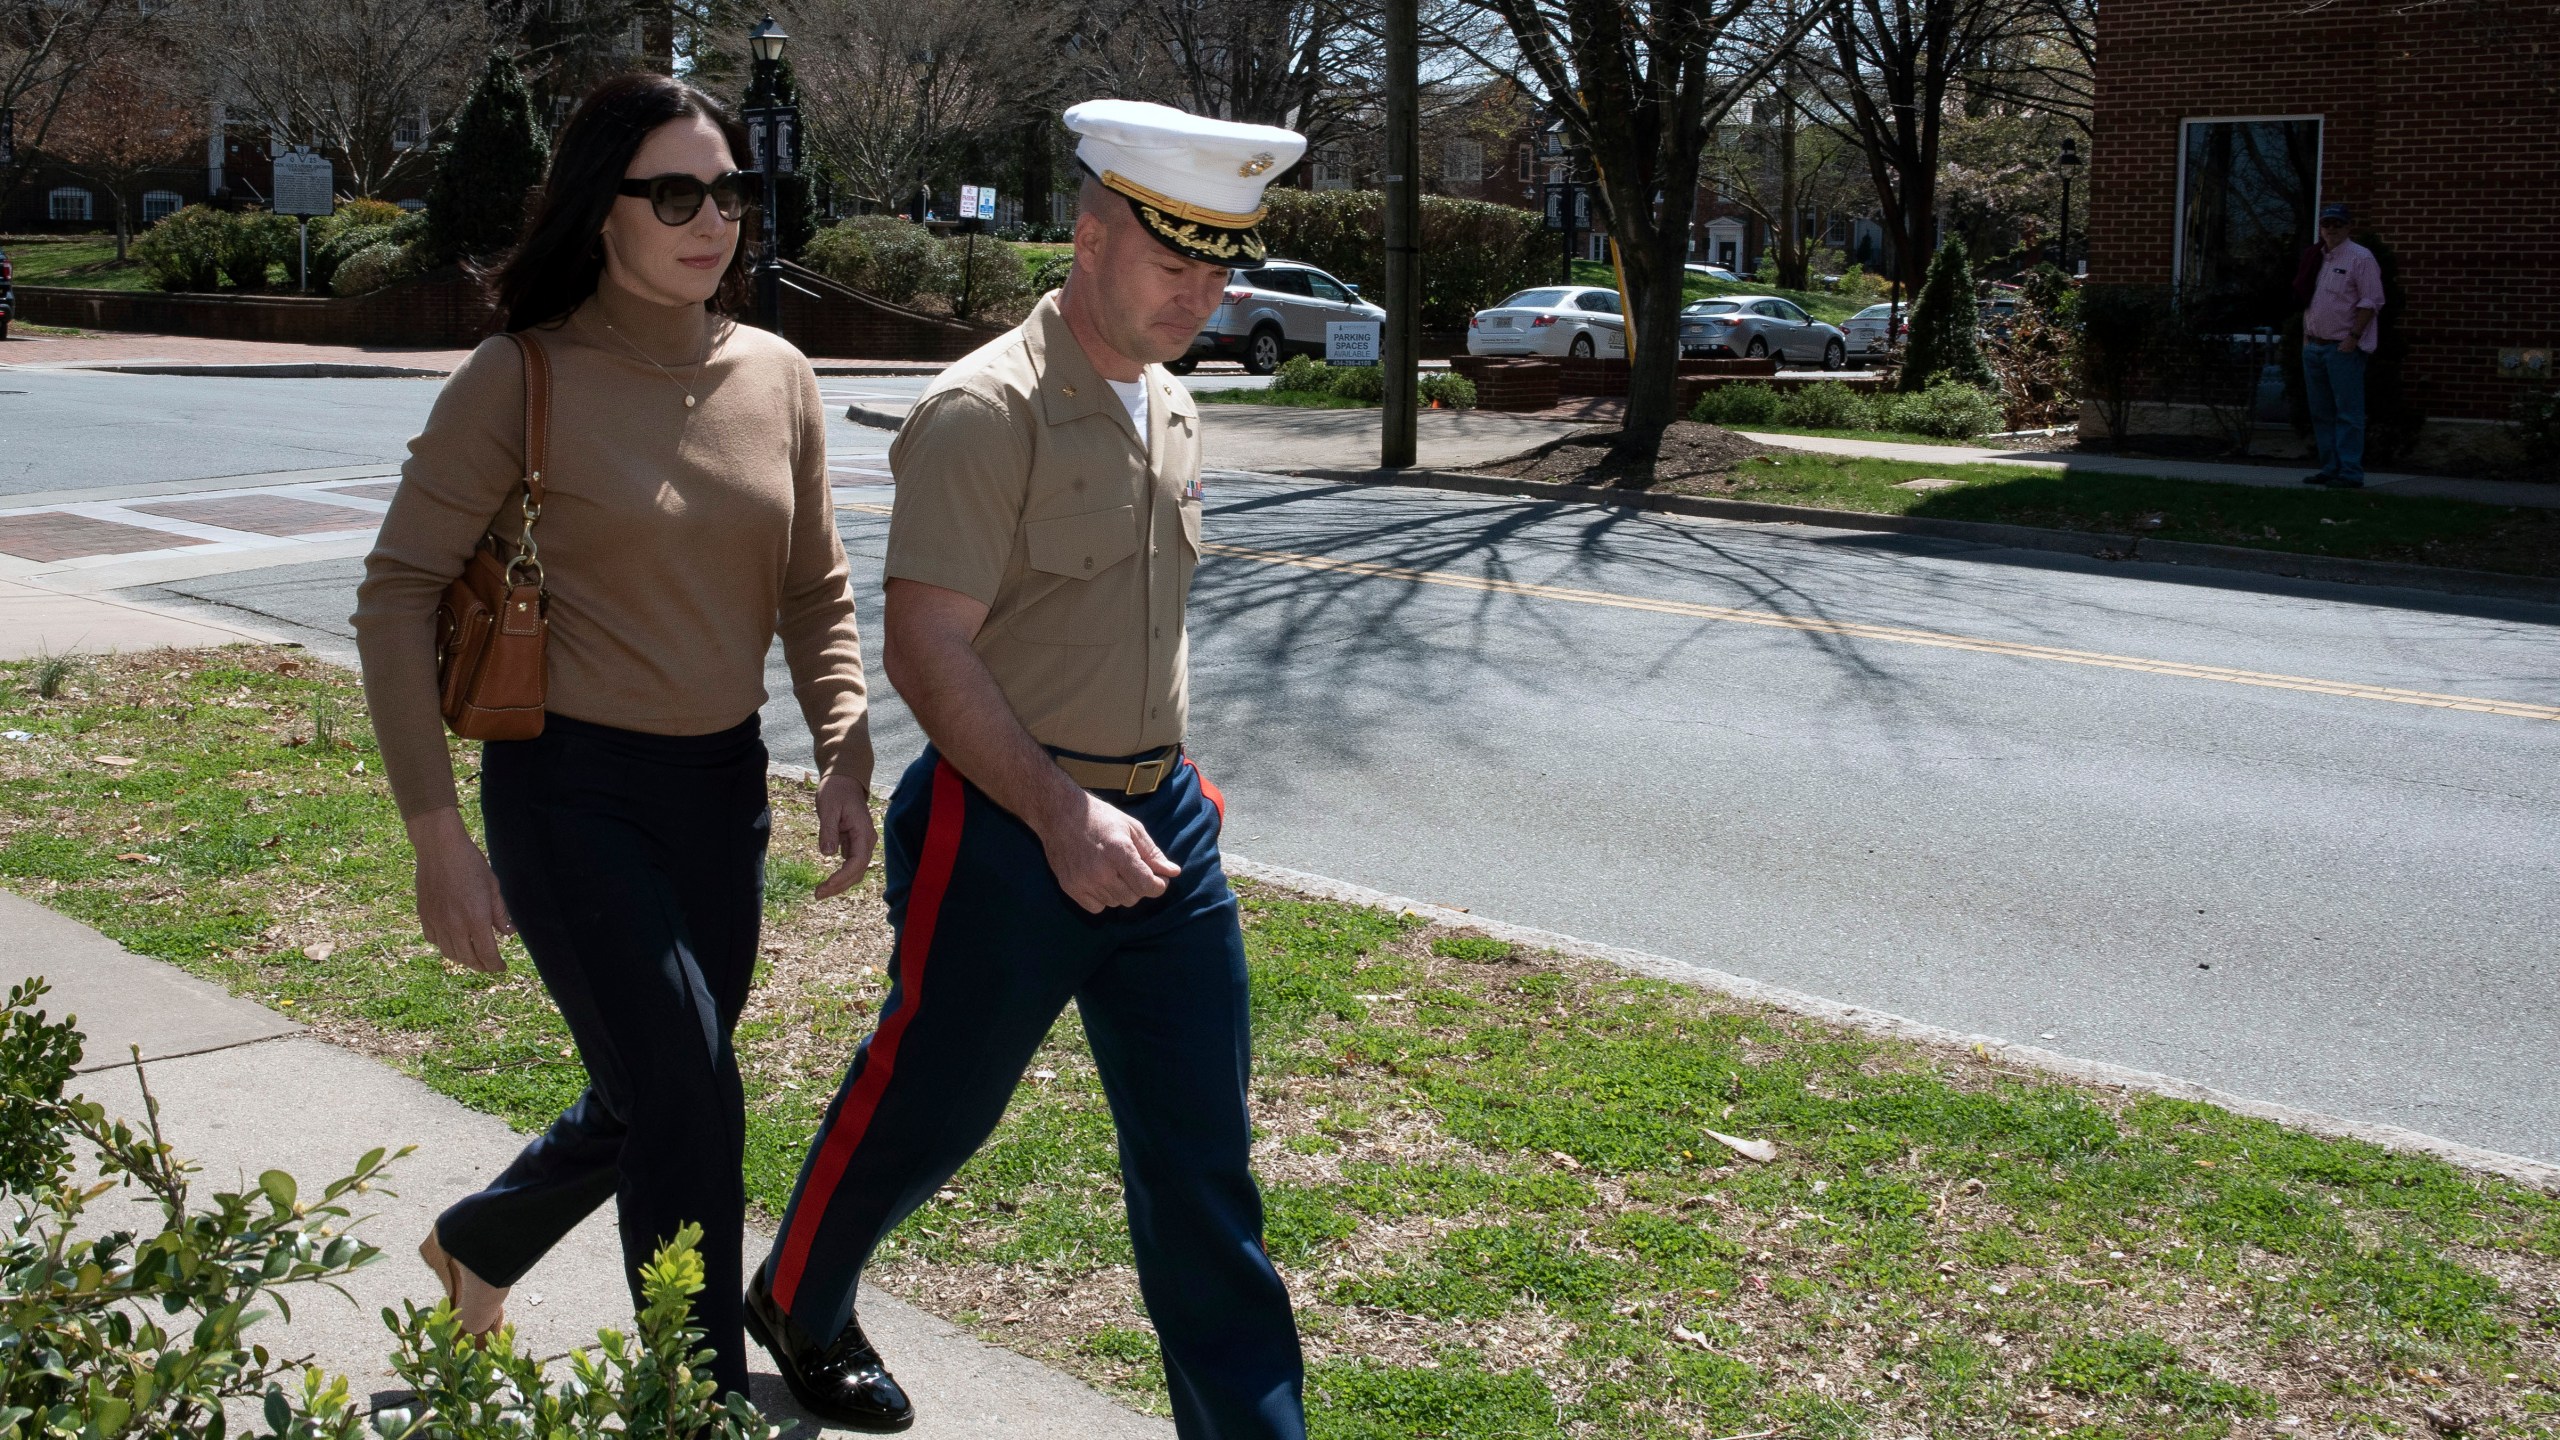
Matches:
[491,73,755,333]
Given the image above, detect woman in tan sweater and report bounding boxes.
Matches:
[352,73,872,1403]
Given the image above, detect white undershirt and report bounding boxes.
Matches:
[1106,375,1150,445]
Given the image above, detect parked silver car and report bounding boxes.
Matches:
[1466,286,1628,360]
[1678,295,1849,369]
[1180,260,1385,375]
[1841,303,1907,363]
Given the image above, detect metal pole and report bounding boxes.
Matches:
[757,66,781,332]
[1380,0,1418,468]
[2059,172,2072,274]
[298,218,308,294]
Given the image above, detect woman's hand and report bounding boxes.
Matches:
[814,772,878,900]
[407,807,515,973]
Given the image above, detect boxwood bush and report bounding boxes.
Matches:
[1259,189,1549,331]
[1690,381,1782,427]
[133,205,230,291]
[804,214,940,305]
[938,235,1034,322]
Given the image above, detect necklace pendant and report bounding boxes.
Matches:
[684,395,696,408]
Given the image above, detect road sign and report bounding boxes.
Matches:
[976,186,995,222]
[1326,320,1380,365]
[272,150,334,216]
[960,184,979,218]
[744,106,801,176]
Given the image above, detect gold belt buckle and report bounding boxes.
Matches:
[1124,754,1171,796]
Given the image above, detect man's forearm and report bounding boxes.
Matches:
[2350,306,2376,341]
[892,633,1086,833]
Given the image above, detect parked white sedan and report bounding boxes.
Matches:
[1466,286,1627,359]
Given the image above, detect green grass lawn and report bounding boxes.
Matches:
[3,233,157,292]
[7,650,2559,1437]
[1569,260,1872,326]
[1198,387,1376,410]
[1728,423,1970,447]
[1520,448,2560,579]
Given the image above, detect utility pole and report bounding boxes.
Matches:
[1380,0,1419,467]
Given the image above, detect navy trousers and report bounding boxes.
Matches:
[762,745,1305,1440]
[440,712,770,1399]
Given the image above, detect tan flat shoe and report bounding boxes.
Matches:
[418,1226,510,1339]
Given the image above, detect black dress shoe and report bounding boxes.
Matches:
[744,1269,915,1432]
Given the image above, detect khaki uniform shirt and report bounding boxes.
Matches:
[884,292,1204,758]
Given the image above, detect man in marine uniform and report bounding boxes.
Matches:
[743,100,1311,1440]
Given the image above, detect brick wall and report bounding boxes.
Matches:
[17,266,498,347]
[2091,0,2560,419]
[776,262,1006,361]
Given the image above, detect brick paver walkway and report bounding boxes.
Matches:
[0,512,211,562]
[129,493,380,536]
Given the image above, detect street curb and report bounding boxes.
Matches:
[61,362,449,379]
[762,757,2560,1193]
[1220,856,2560,1194]
[844,403,910,431]
[1283,465,2560,606]
[814,364,947,378]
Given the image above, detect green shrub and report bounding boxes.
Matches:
[1328,364,1386,403]
[1690,381,1782,427]
[0,981,777,1440]
[218,209,296,291]
[2514,389,2560,473]
[1775,380,1871,430]
[939,235,1034,323]
[803,214,939,305]
[1898,236,1996,393]
[335,239,426,296]
[1272,353,1331,394]
[1418,372,1478,409]
[312,223,392,291]
[133,204,228,291]
[2075,283,2166,446]
[1878,379,2004,438]
[1258,189,1548,330]
[425,52,548,263]
[1029,251,1074,295]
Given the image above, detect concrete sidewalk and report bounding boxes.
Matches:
[0,576,286,659]
[2,889,1170,1438]
[844,394,1583,473]
[1732,429,2560,509]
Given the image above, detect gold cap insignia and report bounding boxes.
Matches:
[1239,152,1276,177]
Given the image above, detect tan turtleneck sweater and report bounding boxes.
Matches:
[353,276,870,820]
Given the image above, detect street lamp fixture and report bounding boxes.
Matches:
[749,14,789,65]
[746,14,794,333]
[2057,136,2082,275]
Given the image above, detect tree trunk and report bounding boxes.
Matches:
[114,195,130,260]
[1775,92,1805,289]
[1019,114,1053,231]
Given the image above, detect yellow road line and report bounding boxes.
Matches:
[1198,540,2560,723]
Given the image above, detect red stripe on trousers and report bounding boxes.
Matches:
[770,758,966,1310]
[1185,758,1226,823]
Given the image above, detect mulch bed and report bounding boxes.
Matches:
[1484,421,1774,489]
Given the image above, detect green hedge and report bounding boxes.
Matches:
[1258,189,1549,331]
[1691,378,2002,439]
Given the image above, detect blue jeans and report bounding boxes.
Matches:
[2301,340,2368,481]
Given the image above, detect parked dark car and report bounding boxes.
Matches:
[0,245,14,342]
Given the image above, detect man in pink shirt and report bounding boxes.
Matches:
[2300,202,2385,487]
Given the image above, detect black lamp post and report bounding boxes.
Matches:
[747,14,790,332]
[2057,136,2081,275]
[907,49,936,226]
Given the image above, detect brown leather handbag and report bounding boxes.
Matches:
[433,332,554,741]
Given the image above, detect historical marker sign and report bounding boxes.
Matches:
[273,151,334,216]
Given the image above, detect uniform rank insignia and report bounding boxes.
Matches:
[1184,476,1206,501]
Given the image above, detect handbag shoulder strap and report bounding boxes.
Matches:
[500,331,554,584]
[507,331,554,508]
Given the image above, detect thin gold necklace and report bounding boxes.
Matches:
[600,321,704,409]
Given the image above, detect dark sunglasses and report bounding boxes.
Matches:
[617,170,752,225]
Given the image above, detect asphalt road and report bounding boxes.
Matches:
[11,369,2560,1166]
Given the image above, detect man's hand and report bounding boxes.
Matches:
[815,772,879,899]
[407,806,513,973]
[1037,789,1182,913]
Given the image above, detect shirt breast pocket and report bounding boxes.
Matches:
[1017,504,1140,645]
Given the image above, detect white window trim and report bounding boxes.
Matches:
[2170,114,2324,297]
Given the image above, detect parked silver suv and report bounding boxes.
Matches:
[1179,260,1385,375]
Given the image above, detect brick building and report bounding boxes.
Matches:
[2090,0,2560,453]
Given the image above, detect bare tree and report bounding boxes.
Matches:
[1818,0,2015,290]
[1703,57,1863,289]
[48,51,202,256]
[187,0,490,199]
[784,0,1067,213]
[1442,0,1828,439]
[0,0,131,215]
